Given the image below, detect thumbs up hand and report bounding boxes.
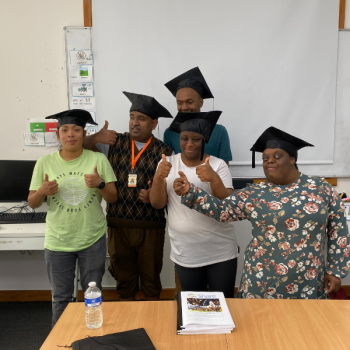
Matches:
[196,156,217,183]
[155,154,172,180]
[95,120,118,145]
[138,180,153,204]
[85,166,103,188]
[174,171,190,196]
[38,173,58,196]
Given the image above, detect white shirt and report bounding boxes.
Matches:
[162,153,238,267]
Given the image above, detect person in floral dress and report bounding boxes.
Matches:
[174,127,350,299]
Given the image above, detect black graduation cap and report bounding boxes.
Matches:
[168,111,221,161]
[45,109,97,128]
[71,328,156,350]
[250,126,314,168]
[168,111,221,143]
[164,67,214,99]
[123,91,173,120]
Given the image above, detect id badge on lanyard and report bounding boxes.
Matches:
[128,173,137,187]
[128,138,152,188]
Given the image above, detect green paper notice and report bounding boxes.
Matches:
[30,122,46,132]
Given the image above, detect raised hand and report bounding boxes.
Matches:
[95,120,118,145]
[196,156,217,183]
[173,171,189,196]
[84,166,103,188]
[139,180,153,204]
[38,174,58,196]
[155,154,172,180]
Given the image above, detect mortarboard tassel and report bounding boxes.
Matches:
[200,139,205,161]
[252,149,256,168]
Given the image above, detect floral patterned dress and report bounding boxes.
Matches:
[181,174,350,299]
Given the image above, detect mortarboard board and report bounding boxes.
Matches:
[71,328,156,350]
[45,109,97,129]
[123,91,173,120]
[168,111,221,143]
[168,111,221,161]
[164,67,214,99]
[250,126,314,168]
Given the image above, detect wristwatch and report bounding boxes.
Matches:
[97,179,105,190]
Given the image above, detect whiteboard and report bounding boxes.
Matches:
[91,0,346,176]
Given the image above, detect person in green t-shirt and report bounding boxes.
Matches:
[163,67,232,164]
[28,110,117,327]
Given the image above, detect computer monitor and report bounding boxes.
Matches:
[0,160,38,202]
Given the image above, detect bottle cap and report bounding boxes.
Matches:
[88,282,96,287]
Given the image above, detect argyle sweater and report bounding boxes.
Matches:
[107,133,173,229]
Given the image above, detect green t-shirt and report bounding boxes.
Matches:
[30,149,117,252]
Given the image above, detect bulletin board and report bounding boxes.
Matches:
[64,26,96,135]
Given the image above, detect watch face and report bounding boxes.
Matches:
[98,181,105,189]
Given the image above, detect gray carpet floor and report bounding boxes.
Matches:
[0,302,52,350]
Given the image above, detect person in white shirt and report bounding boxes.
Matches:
[149,111,238,298]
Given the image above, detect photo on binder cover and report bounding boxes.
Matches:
[187,297,222,313]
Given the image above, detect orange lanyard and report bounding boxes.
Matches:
[131,138,152,170]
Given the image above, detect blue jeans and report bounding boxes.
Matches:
[44,235,106,327]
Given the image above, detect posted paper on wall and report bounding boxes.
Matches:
[24,132,45,146]
[30,122,46,133]
[45,122,58,132]
[45,132,60,147]
[72,97,95,110]
[72,83,94,97]
[29,119,57,133]
[69,49,93,66]
[69,66,93,82]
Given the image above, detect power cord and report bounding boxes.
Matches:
[0,203,36,218]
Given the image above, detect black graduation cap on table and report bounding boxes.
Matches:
[123,91,173,120]
[164,67,214,99]
[71,328,156,350]
[45,109,97,128]
[168,111,221,143]
[250,126,314,168]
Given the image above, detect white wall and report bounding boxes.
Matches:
[1,0,350,292]
[0,0,83,161]
[0,0,83,291]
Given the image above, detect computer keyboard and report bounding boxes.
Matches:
[0,212,47,224]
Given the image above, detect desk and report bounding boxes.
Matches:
[0,223,45,250]
[0,202,48,250]
[40,300,227,350]
[0,223,83,298]
[40,299,350,350]
[226,299,350,350]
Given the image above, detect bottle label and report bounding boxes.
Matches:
[85,296,102,307]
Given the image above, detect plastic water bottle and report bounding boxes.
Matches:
[85,281,103,329]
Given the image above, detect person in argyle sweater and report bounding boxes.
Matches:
[83,92,173,300]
